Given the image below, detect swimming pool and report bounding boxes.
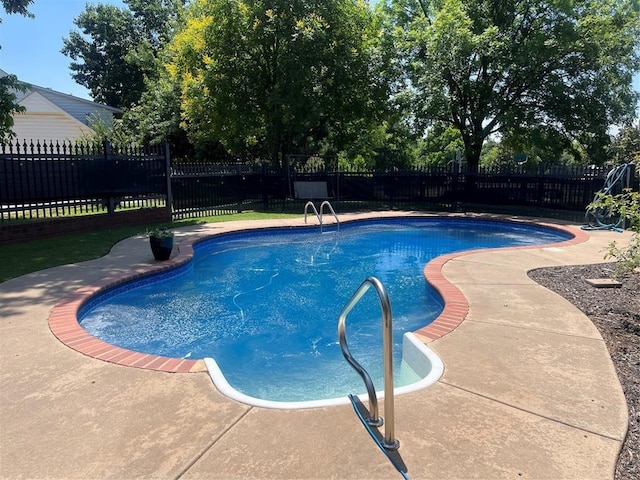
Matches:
[78,217,573,406]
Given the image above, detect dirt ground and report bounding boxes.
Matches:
[528,264,639,480]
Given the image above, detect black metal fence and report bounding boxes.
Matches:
[2,139,637,225]
[170,162,271,218]
[170,161,637,221]
[0,140,169,221]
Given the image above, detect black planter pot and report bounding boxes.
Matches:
[149,236,174,261]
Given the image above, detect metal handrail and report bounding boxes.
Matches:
[319,201,340,230]
[304,201,322,225]
[337,277,399,450]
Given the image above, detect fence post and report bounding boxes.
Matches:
[165,142,173,220]
[285,155,292,199]
[236,163,243,213]
[103,140,117,214]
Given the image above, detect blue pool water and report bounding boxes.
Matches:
[79,217,572,403]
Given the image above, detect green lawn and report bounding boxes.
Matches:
[0,212,301,283]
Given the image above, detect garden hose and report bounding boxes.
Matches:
[582,163,632,232]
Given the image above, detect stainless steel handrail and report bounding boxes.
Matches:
[304,201,322,225]
[319,201,340,230]
[337,277,399,450]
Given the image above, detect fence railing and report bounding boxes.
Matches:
[1,140,169,221]
[2,137,637,226]
[170,163,638,220]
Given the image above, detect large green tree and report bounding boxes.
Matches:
[0,0,33,142]
[61,0,184,108]
[122,66,197,159]
[390,0,640,171]
[167,0,388,167]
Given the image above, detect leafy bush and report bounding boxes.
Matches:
[589,178,640,276]
[145,226,174,239]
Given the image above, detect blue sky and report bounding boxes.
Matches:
[1,0,125,100]
[1,1,639,110]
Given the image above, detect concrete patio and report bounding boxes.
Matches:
[0,212,631,479]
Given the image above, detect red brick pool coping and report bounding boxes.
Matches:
[47,218,589,373]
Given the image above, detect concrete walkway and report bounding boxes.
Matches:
[0,212,631,479]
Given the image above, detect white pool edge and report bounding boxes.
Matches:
[203,332,444,409]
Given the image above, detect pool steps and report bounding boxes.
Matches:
[203,332,443,410]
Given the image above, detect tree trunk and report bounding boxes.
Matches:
[461,133,484,202]
[270,125,282,171]
[463,135,483,173]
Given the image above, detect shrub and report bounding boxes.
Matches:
[589,179,640,276]
[145,226,174,239]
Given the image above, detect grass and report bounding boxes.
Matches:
[1,201,588,284]
[0,211,302,283]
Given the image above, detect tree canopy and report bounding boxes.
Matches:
[1,0,32,16]
[390,0,640,170]
[53,0,640,168]
[61,0,184,108]
[166,0,388,167]
[610,122,640,163]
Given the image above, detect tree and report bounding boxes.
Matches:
[1,0,32,16]
[167,0,388,167]
[0,0,33,142]
[122,69,197,160]
[0,72,28,143]
[390,0,640,172]
[610,122,640,164]
[416,123,463,167]
[498,125,581,165]
[61,0,184,108]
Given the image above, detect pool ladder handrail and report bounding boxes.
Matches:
[320,201,340,231]
[304,201,322,226]
[337,276,399,451]
[304,201,339,232]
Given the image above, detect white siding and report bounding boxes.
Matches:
[13,91,93,144]
[4,70,122,144]
[12,113,93,145]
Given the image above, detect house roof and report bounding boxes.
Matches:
[1,68,122,126]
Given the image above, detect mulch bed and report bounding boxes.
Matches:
[528,264,639,480]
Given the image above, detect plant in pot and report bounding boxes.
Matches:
[146,227,174,261]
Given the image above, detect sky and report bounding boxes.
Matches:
[0,0,125,100]
[1,1,639,109]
